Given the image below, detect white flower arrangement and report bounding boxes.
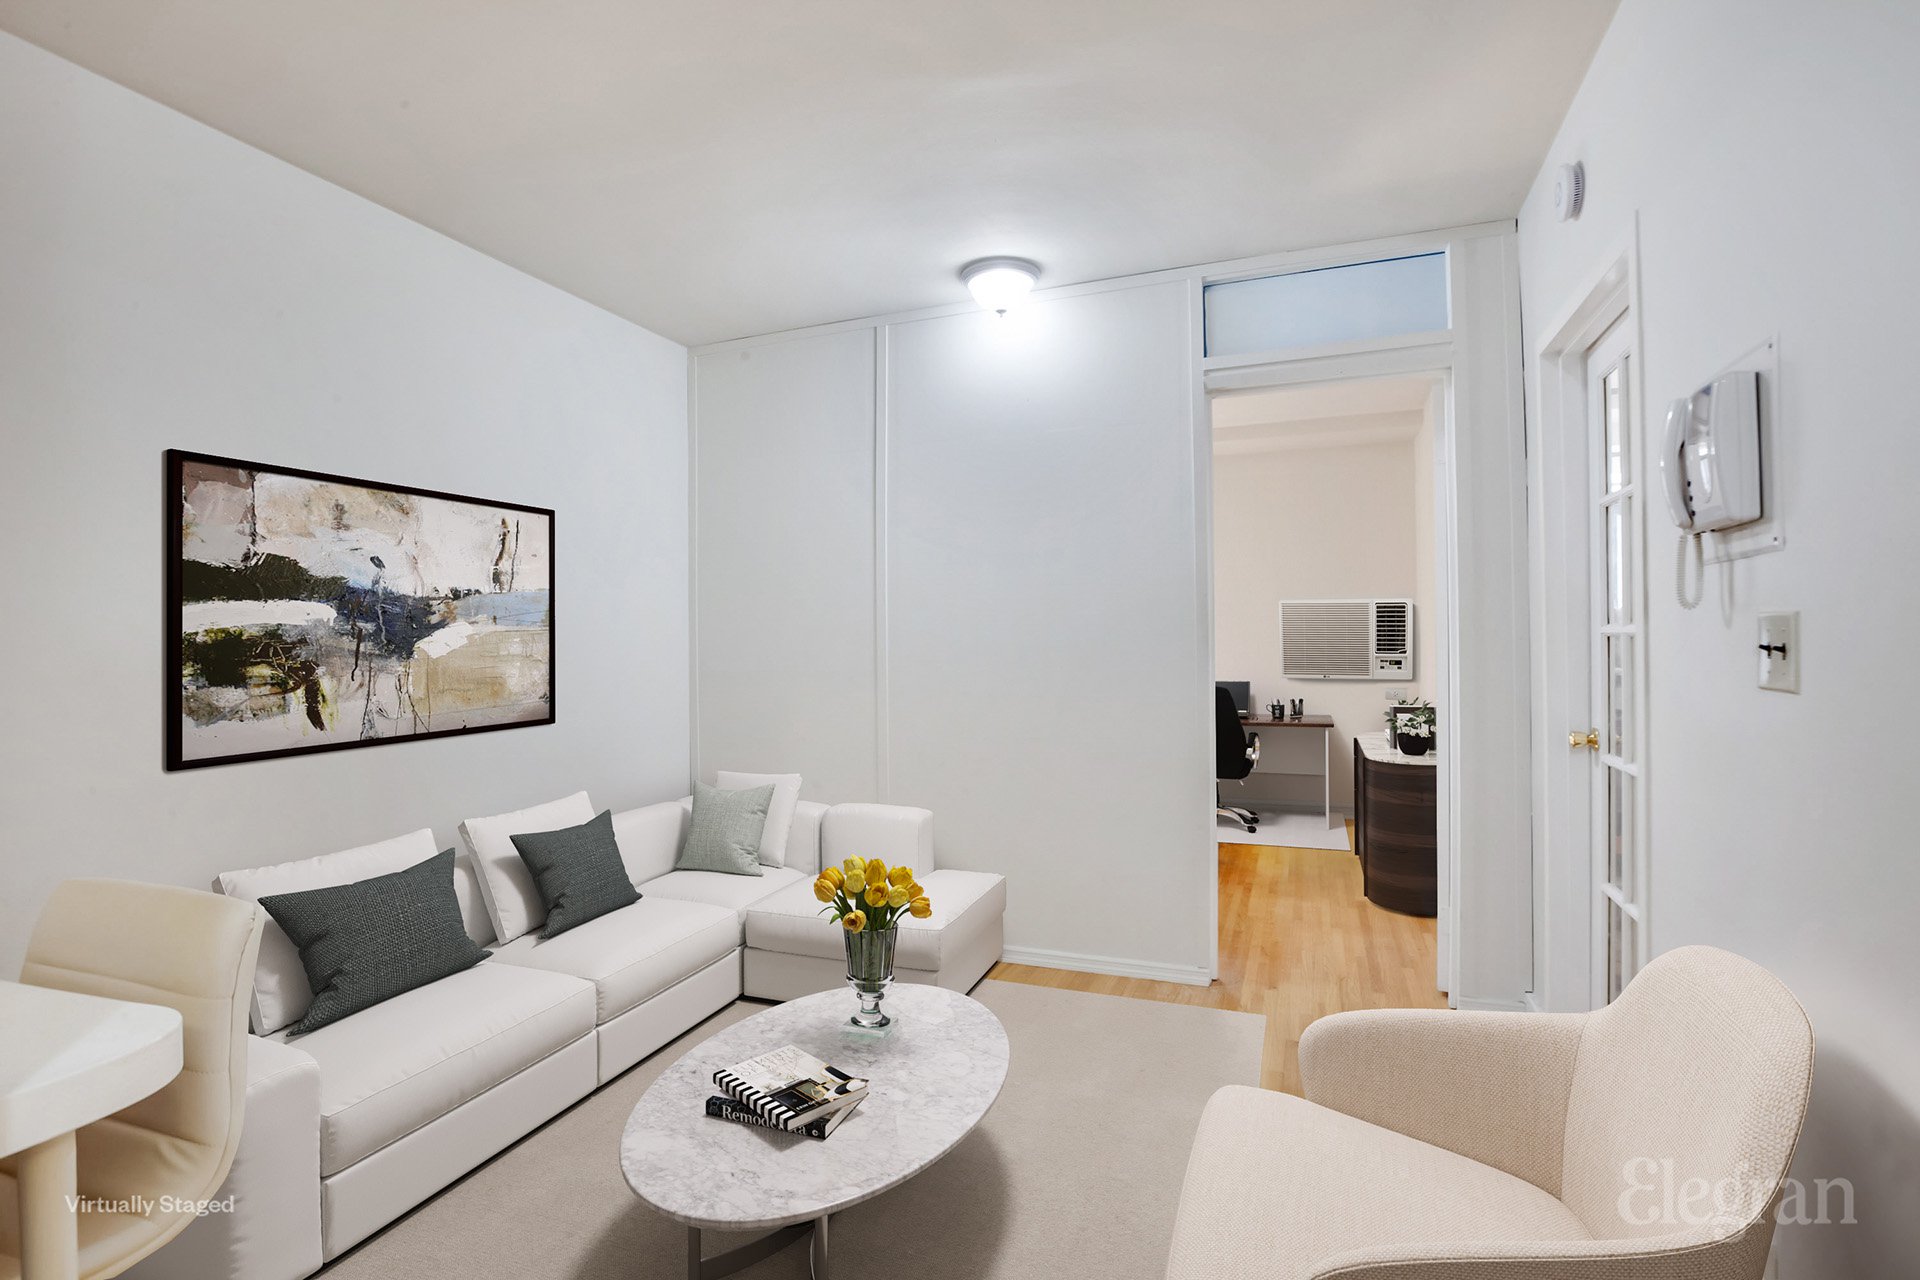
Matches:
[1388,699,1437,749]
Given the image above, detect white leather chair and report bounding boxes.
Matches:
[1166,946,1815,1280]
[1,880,263,1280]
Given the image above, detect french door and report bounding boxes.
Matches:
[1582,319,1647,1003]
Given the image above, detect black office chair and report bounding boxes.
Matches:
[1215,686,1261,833]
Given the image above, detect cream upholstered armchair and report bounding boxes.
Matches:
[1166,946,1814,1280]
[1,880,263,1280]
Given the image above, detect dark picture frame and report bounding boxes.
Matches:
[165,450,555,770]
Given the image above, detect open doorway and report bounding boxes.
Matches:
[1208,372,1451,1009]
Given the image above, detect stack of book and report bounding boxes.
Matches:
[706,1044,868,1140]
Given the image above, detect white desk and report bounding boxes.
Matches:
[0,981,182,1280]
[1241,715,1337,829]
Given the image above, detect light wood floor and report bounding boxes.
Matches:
[986,824,1448,1094]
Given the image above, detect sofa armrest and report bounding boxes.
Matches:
[821,803,935,875]
[122,1036,322,1280]
[786,801,827,875]
[1298,1008,1586,1197]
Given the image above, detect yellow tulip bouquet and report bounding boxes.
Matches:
[813,857,931,932]
[816,858,931,1027]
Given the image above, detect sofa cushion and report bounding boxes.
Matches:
[714,770,802,867]
[273,962,595,1177]
[217,827,445,1035]
[459,790,597,943]
[677,781,772,876]
[745,868,1004,971]
[260,849,489,1035]
[821,803,935,873]
[512,809,640,938]
[490,896,740,1024]
[786,801,826,876]
[610,799,693,886]
[1164,1086,1589,1280]
[643,866,805,919]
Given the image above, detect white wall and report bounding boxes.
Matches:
[693,330,878,802]
[696,224,1533,1001]
[886,286,1208,978]
[0,34,691,972]
[1410,395,1438,739]
[694,282,1212,983]
[1211,428,1433,809]
[1518,2,1920,1271]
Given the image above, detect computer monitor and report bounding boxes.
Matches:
[1216,680,1251,715]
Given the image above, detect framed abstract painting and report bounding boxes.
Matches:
[166,450,554,769]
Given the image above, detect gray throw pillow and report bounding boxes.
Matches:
[259,849,487,1037]
[677,781,773,876]
[511,809,639,938]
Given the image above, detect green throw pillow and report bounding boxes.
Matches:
[677,781,773,877]
[260,849,488,1037]
[511,809,639,938]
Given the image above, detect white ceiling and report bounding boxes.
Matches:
[0,2,1617,346]
[1212,375,1433,454]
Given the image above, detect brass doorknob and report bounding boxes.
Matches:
[1568,729,1600,750]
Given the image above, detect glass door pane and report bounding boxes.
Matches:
[1606,636,1632,758]
[1607,769,1633,898]
[1606,502,1631,623]
[1606,899,1637,1002]
[1603,365,1630,492]
[1589,321,1645,1006]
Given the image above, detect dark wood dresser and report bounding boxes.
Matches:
[1352,732,1437,916]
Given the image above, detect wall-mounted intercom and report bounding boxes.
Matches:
[1661,371,1763,608]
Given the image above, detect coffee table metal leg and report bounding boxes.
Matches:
[810,1213,830,1280]
[685,1220,818,1280]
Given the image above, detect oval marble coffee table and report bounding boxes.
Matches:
[622,983,1008,1279]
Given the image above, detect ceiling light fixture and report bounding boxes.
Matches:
[960,257,1040,316]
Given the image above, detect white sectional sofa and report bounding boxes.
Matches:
[125,793,1004,1280]
[743,803,1007,1001]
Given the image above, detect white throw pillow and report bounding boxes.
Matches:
[715,771,802,867]
[216,827,440,1035]
[459,791,596,942]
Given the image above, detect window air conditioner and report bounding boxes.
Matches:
[1279,599,1413,680]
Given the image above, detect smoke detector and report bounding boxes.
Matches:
[1553,162,1586,221]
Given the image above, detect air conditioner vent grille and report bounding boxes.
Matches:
[1374,600,1410,655]
[1279,598,1415,680]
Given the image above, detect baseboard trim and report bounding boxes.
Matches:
[1454,994,1532,1012]
[999,946,1213,988]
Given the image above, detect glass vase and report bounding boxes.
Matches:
[843,927,897,1029]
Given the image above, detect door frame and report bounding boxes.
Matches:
[1204,362,1454,993]
[1527,230,1648,1012]
[1197,226,1531,1007]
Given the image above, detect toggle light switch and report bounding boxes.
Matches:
[1757,612,1799,693]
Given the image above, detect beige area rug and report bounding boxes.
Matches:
[319,980,1263,1280]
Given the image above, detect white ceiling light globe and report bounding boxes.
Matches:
[960,257,1040,316]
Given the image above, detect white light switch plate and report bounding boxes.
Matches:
[1758,611,1799,693]
[1383,687,1407,702]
